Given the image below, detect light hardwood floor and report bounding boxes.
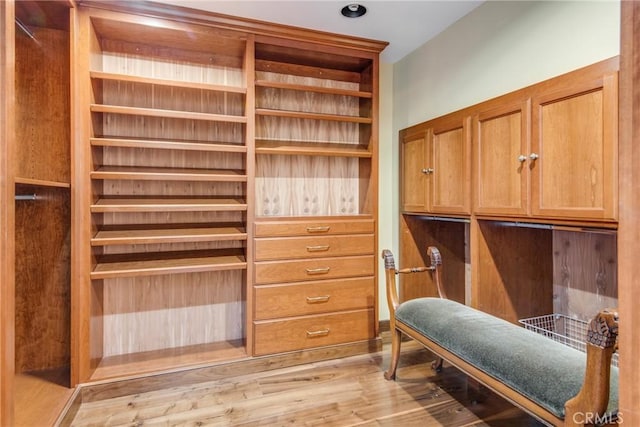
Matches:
[65,341,544,426]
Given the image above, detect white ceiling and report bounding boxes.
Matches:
[152,0,484,63]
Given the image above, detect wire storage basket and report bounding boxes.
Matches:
[519,313,618,367]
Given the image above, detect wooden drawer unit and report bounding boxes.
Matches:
[255,234,374,261]
[253,309,375,355]
[254,277,375,319]
[254,255,374,285]
[255,218,374,237]
[253,217,377,355]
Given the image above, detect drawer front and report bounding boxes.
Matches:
[255,218,374,237]
[254,309,374,355]
[254,277,375,320]
[255,234,374,261]
[254,255,374,285]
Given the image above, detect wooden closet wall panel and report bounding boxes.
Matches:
[399,215,467,304]
[472,220,554,324]
[102,271,245,357]
[552,229,617,320]
[15,26,70,184]
[14,185,71,372]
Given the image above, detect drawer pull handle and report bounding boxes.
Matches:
[306,267,330,275]
[306,245,330,252]
[306,226,330,233]
[306,295,331,304]
[306,329,330,337]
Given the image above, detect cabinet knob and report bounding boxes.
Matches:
[529,153,539,160]
[518,155,527,163]
[421,168,434,174]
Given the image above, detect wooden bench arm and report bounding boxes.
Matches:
[381,246,445,313]
[564,308,619,426]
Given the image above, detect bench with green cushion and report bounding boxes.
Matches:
[397,297,618,420]
[382,247,619,427]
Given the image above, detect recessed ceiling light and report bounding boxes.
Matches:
[341,3,367,18]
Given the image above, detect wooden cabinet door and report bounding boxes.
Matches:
[429,115,470,215]
[531,72,618,220]
[474,100,530,216]
[400,130,429,212]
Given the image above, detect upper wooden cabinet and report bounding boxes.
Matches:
[530,70,618,221]
[472,57,618,223]
[473,99,530,216]
[400,130,428,212]
[400,113,471,216]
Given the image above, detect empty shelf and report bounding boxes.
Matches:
[255,140,372,157]
[255,108,372,124]
[255,80,372,98]
[91,71,247,94]
[91,104,247,123]
[91,198,247,213]
[91,137,247,153]
[92,226,247,246]
[91,166,247,182]
[92,250,247,279]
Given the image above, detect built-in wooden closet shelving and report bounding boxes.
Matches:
[10,0,75,425]
[399,58,620,326]
[252,37,381,356]
[73,5,253,382]
[67,0,385,385]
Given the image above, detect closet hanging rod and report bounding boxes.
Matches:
[15,17,37,42]
[15,194,37,201]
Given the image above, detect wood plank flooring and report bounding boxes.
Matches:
[67,342,545,426]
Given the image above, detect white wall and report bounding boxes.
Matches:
[377,0,620,321]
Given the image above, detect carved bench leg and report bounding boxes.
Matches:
[467,377,489,404]
[384,328,402,380]
[431,357,444,372]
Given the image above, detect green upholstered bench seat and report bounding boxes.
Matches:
[396,297,619,420]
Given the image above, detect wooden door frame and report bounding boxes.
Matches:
[0,1,15,426]
[618,1,639,424]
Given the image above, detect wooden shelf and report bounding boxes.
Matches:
[91,198,248,213]
[15,177,71,188]
[91,249,247,279]
[91,104,247,123]
[91,166,247,182]
[15,368,74,427]
[90,340,247,382]
[255,108,372,124]
[92,225,247,246]
[91,71,247,94]
[255,80,372,98]
[255,140,372,158]
[91,137,247,153]
[90,17,246,64]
